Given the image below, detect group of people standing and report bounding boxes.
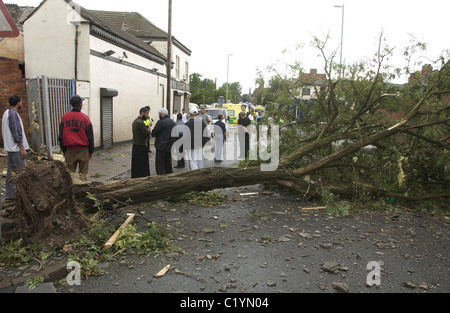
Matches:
[131,105,224,179]
[1,94,251,202]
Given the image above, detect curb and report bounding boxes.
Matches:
[0,258,68,292]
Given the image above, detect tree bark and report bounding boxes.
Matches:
[74,166,289,209]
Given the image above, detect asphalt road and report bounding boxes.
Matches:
[57,184,450,296]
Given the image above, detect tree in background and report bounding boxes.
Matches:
[249,32,449,210]
[253,76,267,106]
[189,73,216,105]
[216,82,243,104]
[190,73,244,105]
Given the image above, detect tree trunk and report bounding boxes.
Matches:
[74,166,290,210]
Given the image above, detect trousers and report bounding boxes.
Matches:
[155,150,173,175]
[5,151,27,200]
[65,148,90,180]
[187,148,204,171]
[214,134,224,161]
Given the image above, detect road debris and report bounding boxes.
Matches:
[105,214,136,249]
[332,281,348,293]
[154,265,170,278]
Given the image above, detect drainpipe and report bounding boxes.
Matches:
[71,21,84,80]
[74,24,79,80]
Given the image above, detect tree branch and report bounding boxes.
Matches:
[400,129,450,150]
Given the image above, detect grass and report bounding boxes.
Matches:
[0,217,176,283]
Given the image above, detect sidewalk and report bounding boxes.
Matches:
[87,127,241,183]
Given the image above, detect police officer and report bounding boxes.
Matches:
[143,106,153,152]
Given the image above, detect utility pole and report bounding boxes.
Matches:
[334,4,345,79]
[167,0,173,114]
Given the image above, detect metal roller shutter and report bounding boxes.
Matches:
[101,97,113,149]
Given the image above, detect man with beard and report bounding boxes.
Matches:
[2,95,30,201]
[131,107,151,178]
[152,108,176,175]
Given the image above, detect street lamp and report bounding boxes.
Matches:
[334,4,345,78]
[226,54,233,103]
[167,0,173,113]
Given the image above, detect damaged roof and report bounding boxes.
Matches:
[4,4,35,31]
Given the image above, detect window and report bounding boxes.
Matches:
[185,61,189,81]
[302,88,311,96]
[176,55,180,80]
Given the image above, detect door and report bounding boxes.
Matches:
[101,96,113,149]
[100,88,119,149]
[174,94,182,114]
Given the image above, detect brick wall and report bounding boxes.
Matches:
[0,58,30,147]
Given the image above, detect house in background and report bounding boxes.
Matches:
[299,68,327,101]
[0,4,34,68]
[23,0,191,149]
[291,68,327,121]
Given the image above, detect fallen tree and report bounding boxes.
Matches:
[74,37,449,208]
[6,34,449,242]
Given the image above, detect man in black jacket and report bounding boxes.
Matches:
[152,108,176,175]
[237,111,251,159]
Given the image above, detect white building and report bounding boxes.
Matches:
[23,0,191,148]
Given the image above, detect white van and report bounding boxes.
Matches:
[205,108,228,125]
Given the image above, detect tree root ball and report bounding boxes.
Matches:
[8,160,89,246]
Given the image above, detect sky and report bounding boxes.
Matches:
[7,0,450,94]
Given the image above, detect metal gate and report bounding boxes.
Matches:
[27,76,75,159]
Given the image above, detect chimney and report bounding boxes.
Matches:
[421,64,433,76]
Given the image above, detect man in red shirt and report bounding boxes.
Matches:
[58,96,94,181]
